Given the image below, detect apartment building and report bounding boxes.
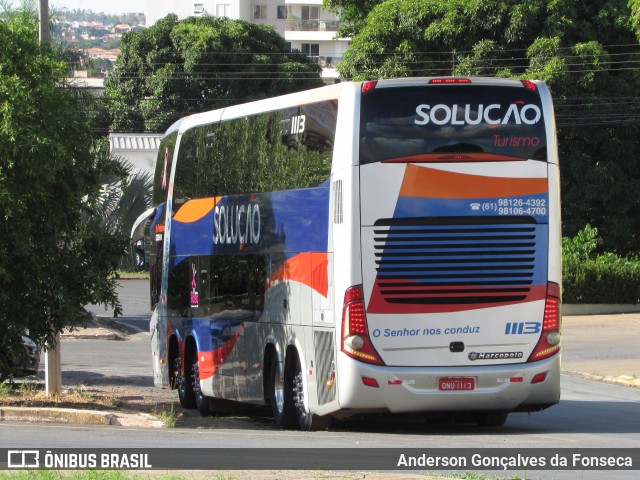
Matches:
[144,0,348,82]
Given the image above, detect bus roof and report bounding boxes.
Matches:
[165,77,547,137]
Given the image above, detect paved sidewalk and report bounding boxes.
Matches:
[561,312,640,387]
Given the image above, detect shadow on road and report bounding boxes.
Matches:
[327,399,640,435]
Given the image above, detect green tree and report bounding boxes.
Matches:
[338,0,640,254]
[105,14,323,132]
[0,8,125,354]
[323,0,383,37]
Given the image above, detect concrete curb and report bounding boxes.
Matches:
[567,371,640,388]
[0,406,166,428]
[564,304,640,315]
[62,311,127,340]
[61,331,126,341]
[0,406,113,425]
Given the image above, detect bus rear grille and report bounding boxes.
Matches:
[373,218,540,305]
[314,331,336,405]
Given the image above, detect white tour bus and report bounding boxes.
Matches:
[132,77,562,430]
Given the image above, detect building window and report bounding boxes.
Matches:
[301,43,319,57]
[216,4,230,17]
[253,5,267,20]
[277,5,287,20]
[301,6,319,20]
[194,3,205,15]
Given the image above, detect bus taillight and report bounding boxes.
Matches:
[341,285,385,366]
[429,78,471,84]
[528,282,561,362]
[361,81,378,94]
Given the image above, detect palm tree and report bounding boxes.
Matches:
[96,149,153,270]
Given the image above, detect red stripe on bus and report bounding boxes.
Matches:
[265,252,329,298]
[198,328,243,380]
[383,153,525,163]
[366,282,547,314]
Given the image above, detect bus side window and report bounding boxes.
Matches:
[166,259,191,317]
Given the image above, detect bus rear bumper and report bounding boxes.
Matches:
[334,353,560,415]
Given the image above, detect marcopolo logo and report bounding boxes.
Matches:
[468,351,524,361]
[414,102,542,126]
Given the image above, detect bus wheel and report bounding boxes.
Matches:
[475,412,508,427]
[291,357,331,431]
[268,356,287,426]
[192,357,211,416]
[177,355,195,409]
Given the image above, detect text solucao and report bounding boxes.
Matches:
[213,203,261,245]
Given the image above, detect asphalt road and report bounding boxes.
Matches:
[2,279,639,479]
[1,374,639,479]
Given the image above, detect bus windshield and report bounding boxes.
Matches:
[359,84,547,164]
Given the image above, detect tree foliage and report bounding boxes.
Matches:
[105,14,324,133]
[323,0,383,37]
[562,225,640,303]
[0,9,125,353]
[337,0,640,254]
[95,144,153,270]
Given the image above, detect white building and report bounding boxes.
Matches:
[144,0,348,82]
[109,133,163,176]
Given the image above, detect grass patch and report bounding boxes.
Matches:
[0,382,120,411]
[441,474,529,480]
[0,473,240,480]
[0,381,12,397]
[0,473,130,480]
[116,270,149,280]
[154,403,178,428]
[18,382,39,395]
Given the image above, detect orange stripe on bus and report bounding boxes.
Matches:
[399,164,548,199]
[173,197,220,223]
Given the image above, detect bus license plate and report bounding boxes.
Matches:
[438,377,475,391]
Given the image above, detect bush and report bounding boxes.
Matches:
[563,226,640,304]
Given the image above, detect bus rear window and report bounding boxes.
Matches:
[359,85,547,164]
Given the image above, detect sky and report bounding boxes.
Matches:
[51,0,145,14]
[10,0,146,15]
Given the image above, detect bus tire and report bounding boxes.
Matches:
[168,337,179,389]
[475,412,508,427]
[268,355,287,426]
[192,356,212,417]
[177,345,196,409]
[291,355,331,431]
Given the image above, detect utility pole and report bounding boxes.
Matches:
[39,0,50,43]
[39,0,62,396]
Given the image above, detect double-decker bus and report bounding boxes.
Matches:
[132,77,562,430]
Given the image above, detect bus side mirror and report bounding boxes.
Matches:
[130,207,156,271]
[132,239,147,269]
